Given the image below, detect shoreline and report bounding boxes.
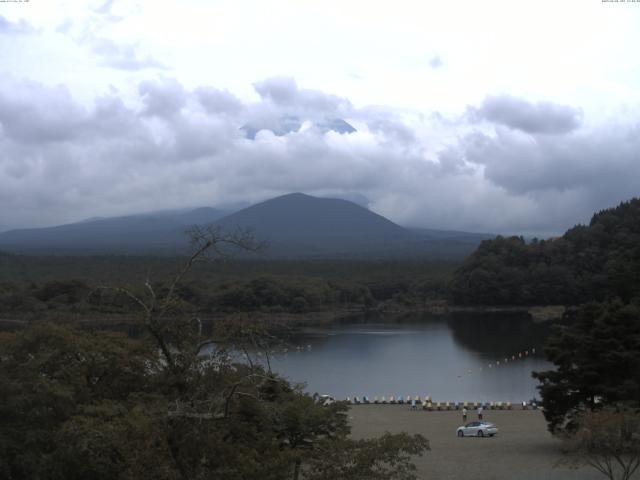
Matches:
[0,303,566,331]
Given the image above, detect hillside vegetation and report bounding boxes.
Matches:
[0,256,454,318]
[451,198,640,305]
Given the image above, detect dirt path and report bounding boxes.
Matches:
[349,406,616,480]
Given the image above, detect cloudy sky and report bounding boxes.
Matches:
[1,0,639,236]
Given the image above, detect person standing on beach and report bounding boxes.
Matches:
[462,407,467,422]
[477,406,483,420]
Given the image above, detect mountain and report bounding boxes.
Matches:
[217,193,405,239]
[0,207,228,254]
[214,193,405,257]
[240,116,356,139]
[214,193,491,258]
[0,194,491,258]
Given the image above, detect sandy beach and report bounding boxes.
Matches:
[349,406,612,480]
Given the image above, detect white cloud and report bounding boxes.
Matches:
[0,15,36,35]
[469,95,583,134]
[0,1,639,236]
[1,75,639,237]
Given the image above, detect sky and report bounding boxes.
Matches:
[0,0,639,236]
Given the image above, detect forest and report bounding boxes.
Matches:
[450,198,640,306]
[0,255,453,320]
[2,199,640,479]
[0,229,432,480]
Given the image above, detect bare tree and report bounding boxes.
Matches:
[101,225,264,373]
[561,407,640,480]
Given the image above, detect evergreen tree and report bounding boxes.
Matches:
[533,300,640,433]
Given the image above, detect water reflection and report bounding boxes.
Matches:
[270,313,552,402]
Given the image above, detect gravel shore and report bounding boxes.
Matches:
[348,406,610,480]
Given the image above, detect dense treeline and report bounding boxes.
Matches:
[533,299,640,433]
[0,256,454,317]
[0,229,430,480]
[0,322,429,479]
[451,198,640,305]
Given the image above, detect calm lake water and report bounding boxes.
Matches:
[269,313,554,403]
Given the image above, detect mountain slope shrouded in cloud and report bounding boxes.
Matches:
[0,208,228,254]
[2,2,640,237]
[0,193,491,258]
[2,71,639,237]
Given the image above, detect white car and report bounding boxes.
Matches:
[319,395,335,406]
[456,421,498,437]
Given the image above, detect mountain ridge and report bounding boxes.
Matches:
[0,193,492,259]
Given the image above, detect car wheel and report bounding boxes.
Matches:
[477,430,484,437]
[457,430,464,437]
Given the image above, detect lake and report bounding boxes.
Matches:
[268,313,554,403]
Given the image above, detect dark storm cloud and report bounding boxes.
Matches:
[0,75,638,237]
[0,76,425,229]
[0,15,36,35]
[0,79,87,143]
[471,94,583,134]
[436,146,474,176]
[459,123,640,219]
